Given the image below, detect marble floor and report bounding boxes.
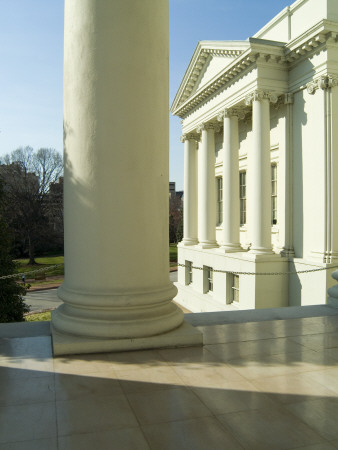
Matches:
[2,306,338,449]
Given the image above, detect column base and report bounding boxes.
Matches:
[249,246,274,255]
[218,243,243,253]
[196,241,218,249]
[51,320,203,356]
[181,238,198,246]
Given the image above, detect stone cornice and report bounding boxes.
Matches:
[306,74,338,94]
[171,41,286,118]
[171,41,249,116]
[285,20,338,63]
[171,20,338,119]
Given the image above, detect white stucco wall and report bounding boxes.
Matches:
[254,0,338,43]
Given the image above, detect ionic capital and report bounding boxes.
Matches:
[244,90,279,105]
[217,108,245,121]
[180,133,200,143]
[196,122,221,133]
[307,74,338,94]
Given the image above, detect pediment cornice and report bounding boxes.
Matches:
[171,20,338,119]
[170,41,249,115]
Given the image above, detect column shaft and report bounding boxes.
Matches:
[221,112,241,251]
[51,0,184,348]
[182,135,198,245]
[250,94,273,253]
[197,124,217,248]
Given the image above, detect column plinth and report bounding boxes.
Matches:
[51,0,202,355]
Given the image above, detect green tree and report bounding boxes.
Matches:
[169,194,183,243]
[0,180,29,322]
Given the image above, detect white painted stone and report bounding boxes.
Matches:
[172,0,338,311]
[51,0,202,354]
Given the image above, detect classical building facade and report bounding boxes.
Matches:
[171,0,338,312]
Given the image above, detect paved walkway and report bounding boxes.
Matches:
[2,305,338,449]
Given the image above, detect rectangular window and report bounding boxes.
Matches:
[217,177,223,225]
[239,171,246,226]
[204,266,213,293]
[232,274,239,303]
[271,164,277,225]
[185,261,193,285]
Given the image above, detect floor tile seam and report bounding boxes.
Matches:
[122,381,155,433]
[56,422,144,438]
[289,439,335,450]
[168,362,238,386]
[215,347,307,365]
[0,395,57,408]
[0,436,58,447]
[135,409,215,427]
[204,334,290,345]
[119,384,185,396]
[248,370,338,386]
[289,331,338,341]
[140,415,246,449]
[114,363,176,378]
[293,373,338,396]
[125,385,190,403]
[212,414,250,450]
[248,380,338,402]
[52,368,119,377]
[54,391,132,406]
[50,368,61,450]
[281,402,336,443]
[56,424,143,439]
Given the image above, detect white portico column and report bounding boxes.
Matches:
[245,91,277,254]
[181,133,199,245]
[51,0,201,355]
[197,123,218,248]
[217,109,243,252]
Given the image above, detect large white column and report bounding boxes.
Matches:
[245,90,277,254]
[51,0,201,355]
[217,109,242,252]
[197,122,218,248]
[181,133,199,245]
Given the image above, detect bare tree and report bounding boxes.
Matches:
[0,147,63,264]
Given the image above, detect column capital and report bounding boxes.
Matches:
[307,74,338,94]
[244,90,279,106]
[217,108,245,121]
[180,133,200,143]
[196,122,221,133]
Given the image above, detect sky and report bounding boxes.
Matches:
[0,0,292,190]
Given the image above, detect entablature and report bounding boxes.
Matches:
[172,19,338,121]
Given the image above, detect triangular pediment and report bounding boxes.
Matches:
[171,40,249,113]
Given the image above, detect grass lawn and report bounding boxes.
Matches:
[169,244,177,266]
[15,256,64,277]
[25,311,51,322]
